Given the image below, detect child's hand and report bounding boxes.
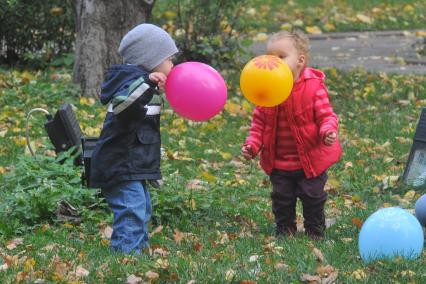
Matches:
[242,144,254,160]
[149,72,167,89]
[324,131,337,146]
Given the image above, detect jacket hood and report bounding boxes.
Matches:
[100,64,148,105]
[301,67,325,81]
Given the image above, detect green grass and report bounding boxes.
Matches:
[153,0,426,34]
[1,66,426,283]
[1,0,426,281]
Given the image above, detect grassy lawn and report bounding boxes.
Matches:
[1,0,426,283]
[153,0,426,35]
[1,66,426,282]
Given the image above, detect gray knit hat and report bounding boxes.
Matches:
[118,23,178,71]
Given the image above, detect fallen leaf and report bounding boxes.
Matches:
[155,258,169,269]
[351,217,363,229]
[193,242,203,252]
[300,273,321,282]
[321,271,338,284]
[316,265,335,276]
[74,265,90,277]
[0,263,8,271]
[310,246,325,263]
[351,269,366,280]
[253,32,268,42]
[403,190,416,201]
[186,179,205,190]
[6,238,23,250]
[225,269,235,281]
[249,255,259,262]
[356,14,373,24]
[100,226,113,239]
[239,280,256,284]
[152,247,169,257]
[149,225,164,237]
[145,271,159,280]
[174,229,185,245]
[275,262,288,269]
[305,26,322,34]
[127,274,142,284]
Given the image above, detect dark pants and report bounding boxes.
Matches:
[269,169,328,237]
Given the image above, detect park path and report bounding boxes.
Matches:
[251,30,426,75]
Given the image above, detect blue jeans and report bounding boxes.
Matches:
[102,180,151,255]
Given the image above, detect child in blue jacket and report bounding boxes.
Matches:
[90,23,178,254]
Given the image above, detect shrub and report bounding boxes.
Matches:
[0,150,102,236]
[153,0,252,72]
[0,0,75,67]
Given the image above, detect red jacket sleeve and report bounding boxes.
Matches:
[313,84,338,142]
[244,107,265,157]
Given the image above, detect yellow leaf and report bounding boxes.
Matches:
[253,32,268,42]
[79,97,96,106]
[83,126,100,137]
[24,258,35,272]
[163,11,177,19]
[220,152,233,160]
[185,198,197,210]
[327,178,340,188]
[155,258,169,269]
[351,195,362,203]
[225,269,235,281]
[13,137,26,146]
[416,31,426,37]
[246,8,257,16]
[324,22,335,31]
[403,5,415,13]
[403,190,416,201]
[280,23,292,30]
[50,7,64,16]
[20,71,33,84]
[292,19,304,27]
[352,269,367,280]
[356,14,373,24]
[201,171,216,182]
[305,26,322,34]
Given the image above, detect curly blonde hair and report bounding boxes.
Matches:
[268,30,310,64]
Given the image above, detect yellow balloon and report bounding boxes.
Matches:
[240,55,293,107]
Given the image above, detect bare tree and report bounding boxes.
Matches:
[73,0,155,97]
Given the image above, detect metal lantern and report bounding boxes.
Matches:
[403,107,426,186]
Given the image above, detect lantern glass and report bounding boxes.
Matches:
[405,148,426,186]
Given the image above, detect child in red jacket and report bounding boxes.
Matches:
[242,30,342,240]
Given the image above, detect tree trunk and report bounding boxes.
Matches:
[73,0,155,97]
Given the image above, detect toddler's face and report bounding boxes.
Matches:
[153,57,174,76]
[266,37,305,81]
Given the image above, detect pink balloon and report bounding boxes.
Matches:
[165,62,227,121]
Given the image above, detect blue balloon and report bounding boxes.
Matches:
[358,207,424,263]
[415,194,426,226]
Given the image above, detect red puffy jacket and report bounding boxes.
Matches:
[244,67,342,178]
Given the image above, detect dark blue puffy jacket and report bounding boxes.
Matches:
[90,64,162,189]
